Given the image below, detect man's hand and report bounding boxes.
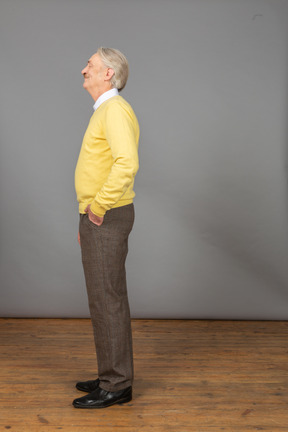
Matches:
[84,204,104,226]
[78,231,81,245]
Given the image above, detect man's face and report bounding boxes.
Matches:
[81,53,107,93]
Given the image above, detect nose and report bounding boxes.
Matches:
[82,65,88,75]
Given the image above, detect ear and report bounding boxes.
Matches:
[104,67,115,82]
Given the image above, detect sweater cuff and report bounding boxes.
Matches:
[90,201,107,217]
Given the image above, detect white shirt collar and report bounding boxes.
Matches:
[93,88,119,111]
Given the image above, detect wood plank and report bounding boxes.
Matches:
[0,319,288,431]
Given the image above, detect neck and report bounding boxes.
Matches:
[89,84,113,102]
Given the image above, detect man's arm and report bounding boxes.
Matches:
[89,102,139,218]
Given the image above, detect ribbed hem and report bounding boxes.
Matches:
[79,198,133,215]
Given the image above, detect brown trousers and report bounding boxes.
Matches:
[79,204,134,392]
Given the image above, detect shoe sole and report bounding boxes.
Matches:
[73,395,132,409]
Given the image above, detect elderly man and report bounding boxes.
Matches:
[73,47,139,409]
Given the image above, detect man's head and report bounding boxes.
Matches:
[81,47,129,101]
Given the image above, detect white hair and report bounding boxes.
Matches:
[97,47,129,91]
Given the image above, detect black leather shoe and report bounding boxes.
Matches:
[76,378,100,392]
[73,386,132,409]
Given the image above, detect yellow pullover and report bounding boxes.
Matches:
[75,95,140,217]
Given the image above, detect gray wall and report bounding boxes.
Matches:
[1,0,288,319]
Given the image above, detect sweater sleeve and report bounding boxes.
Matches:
[90,102,139,217]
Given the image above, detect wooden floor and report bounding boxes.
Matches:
[0,319,288,431]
